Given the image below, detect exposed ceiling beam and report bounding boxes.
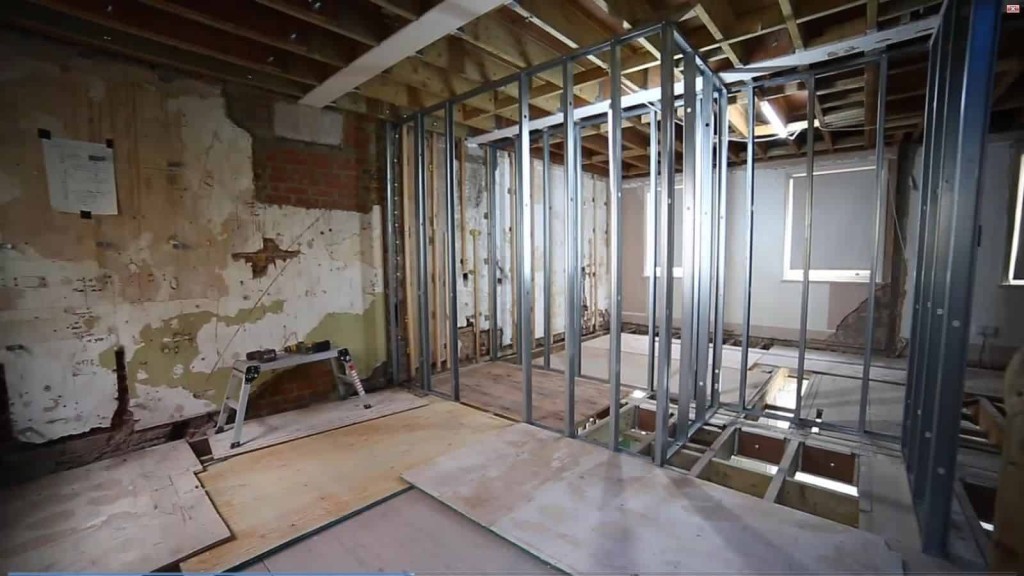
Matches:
[300,0,505,107]
[720,16,938,83]
[252,0,383,47]
[694,0,743,67]
[778,0,804,51]
[1,3,398,118]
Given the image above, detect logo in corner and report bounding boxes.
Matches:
[1009,4,1021,13]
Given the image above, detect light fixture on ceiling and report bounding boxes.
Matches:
[759,100,789,138]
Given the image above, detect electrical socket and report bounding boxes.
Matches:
[977,325,999,338]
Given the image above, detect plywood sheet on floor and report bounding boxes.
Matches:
[256,489,558,574]
[208,389,428,459]
[538,346,671,389]
[432,361,622,430]
[181,400,510,572]
[404,423,903,574]
[769,345,908,370]
[0,440,229,573]
[800,375,904,435]
[757,351,907,384]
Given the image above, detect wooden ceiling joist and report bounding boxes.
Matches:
[300,0,506,107]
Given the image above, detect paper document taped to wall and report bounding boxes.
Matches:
[42,137,118,215]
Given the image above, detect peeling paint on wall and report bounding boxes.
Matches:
[0,33,386,441]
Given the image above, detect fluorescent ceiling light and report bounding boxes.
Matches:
[759,100,789,138]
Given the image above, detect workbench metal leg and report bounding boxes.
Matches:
[329,355,350,401]
[230,365,260,449]
[338,348,372,409]
[215,370,241,433]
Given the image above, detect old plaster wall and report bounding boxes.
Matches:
[402,136,611,370]
[0,33,386,443]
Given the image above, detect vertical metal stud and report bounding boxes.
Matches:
[738,85,756,410]
[711,87,729,408]
[608,42,624,451]
[916,0,999,554]
[444,103,461,400]
[414,114,432,390]
[487,145,500,362]
[646,110,660,393]
[653,22,678,465]
[795,74,815,419]
[542,129,553,370]
[859,55,888,432]
[675,49,698,442]
[691,67,715,428]
[385,122,401,385]
[517,75,534,424]
[563,60,578,437]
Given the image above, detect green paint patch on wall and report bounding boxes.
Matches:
[304,296,387,370]
[97,297,386,405]
[223,298,285,326]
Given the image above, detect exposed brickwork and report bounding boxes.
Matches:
[251,116,381,213]
[245,361,389,419]
[245,362,338,419]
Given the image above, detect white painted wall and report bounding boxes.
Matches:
[623,149,889,340]
[901,137,1024,356]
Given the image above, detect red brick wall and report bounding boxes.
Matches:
[244,362,338,419]
[252,114,381,213]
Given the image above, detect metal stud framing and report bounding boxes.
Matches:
[387,6,995,557]
[653,21,679,466]
[903,0,999,555]
[607,42,624,452]
[444,102,461,400]
[563,59,579,437]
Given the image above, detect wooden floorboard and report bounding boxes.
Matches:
[0,440,230,573]
[259,489,559,574]
[432,361,623,430]
[208,389,429,460]
[181,400,510,572]
[404,423,904,574]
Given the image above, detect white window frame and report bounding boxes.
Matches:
[782,165,883,283]
[1006,153,1024,286]
[643,184,684,278]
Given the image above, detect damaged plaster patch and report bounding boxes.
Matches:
[273,101,342,145]
[129,382,217,429]
[231,238,300,278]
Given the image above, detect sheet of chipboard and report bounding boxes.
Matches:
[0,440,229,573]
[431,361,624,429]
[403,423,904,574]
[208,389,429,459]
[181,400,510,572]
[756,351,907,384]
[253,489,559,574]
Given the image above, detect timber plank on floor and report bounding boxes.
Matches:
[181,400,511,573]
[208,389,429,460]
[403,423,904,575]
[432,361,623,430]
[0,440,230,574]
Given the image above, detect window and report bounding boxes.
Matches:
[783,165,885,283]
[1007,153,1024,285]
